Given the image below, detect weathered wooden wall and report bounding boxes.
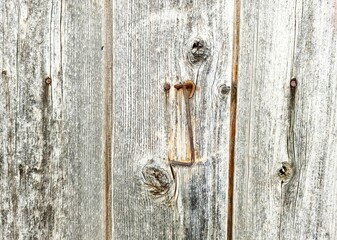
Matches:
[1,0,337,239]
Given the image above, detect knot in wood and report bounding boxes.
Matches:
[277,162,294,184]
[142,166,172,197]
[188,38,209,65]
[219,84,231,98]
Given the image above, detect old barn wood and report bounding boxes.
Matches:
[0,0,336,239]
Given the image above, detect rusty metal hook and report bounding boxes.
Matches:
[170,80,196,166]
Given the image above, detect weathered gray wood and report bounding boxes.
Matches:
[280,1,337,239]
[0,1,103,239]
[111,0,233,239]
[234,0,337,239]
[3,0,337,239]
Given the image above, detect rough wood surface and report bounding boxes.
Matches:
[234,0,337,239]
[111,0,233,239]
[2,0,337,239]
[0,1,103,239]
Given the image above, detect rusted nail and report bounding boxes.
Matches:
[174,80,196,98]
[45,77,52,85]
[170,80,196,167]
[290,78,297,88]
[164,83,171,91]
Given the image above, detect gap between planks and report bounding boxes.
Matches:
[102,0,113,239]
[227,0,241,239]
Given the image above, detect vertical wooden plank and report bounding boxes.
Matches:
[280,1,337,239]
[0,1,103,239]
[112,0,233,239]
[233,0,296,238]
[62,1,104,239]
[234,0,337,239]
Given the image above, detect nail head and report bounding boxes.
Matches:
[164,83,170,91]
[45,77,52,85]
[290,78,297,88]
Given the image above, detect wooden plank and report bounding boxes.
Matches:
[234,0,337,239]
[0,1,103,239]
[233,1,296,238]
[112,0,233,239]
[280,0,337,239]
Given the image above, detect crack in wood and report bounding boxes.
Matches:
[286,78,297,180]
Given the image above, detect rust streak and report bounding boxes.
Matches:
[170,81,196,166]
[227,0,241,239]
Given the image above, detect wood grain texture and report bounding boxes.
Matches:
[234,0,337,239]
[2,0,336,239]
[111,0,233,239]
[0,1,103,239]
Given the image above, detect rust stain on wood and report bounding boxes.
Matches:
[287,78,297,167]
[170,82,196,167]
[227,0,241,239]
